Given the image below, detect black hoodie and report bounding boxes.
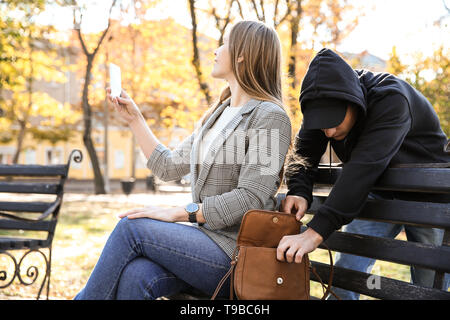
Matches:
[286,48,450,241]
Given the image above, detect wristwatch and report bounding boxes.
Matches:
[185,203,200,223]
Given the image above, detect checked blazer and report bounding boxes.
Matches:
[147,98,292,258]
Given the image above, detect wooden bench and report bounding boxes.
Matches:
[0,149,82,299]
[169,163,450,300]
[307,164,450,299]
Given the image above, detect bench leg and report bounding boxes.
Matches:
[0,248,51,300]
[0,251,18,289]
[35,247,52,300]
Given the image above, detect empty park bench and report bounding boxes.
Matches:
[0,149,82,299]
[169,163,450,300]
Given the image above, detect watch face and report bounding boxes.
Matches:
[186,203,199,213]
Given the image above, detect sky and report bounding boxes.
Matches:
[336,0,449,60]
[37,0,449,61]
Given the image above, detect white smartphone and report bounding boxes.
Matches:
[109,63,122,98]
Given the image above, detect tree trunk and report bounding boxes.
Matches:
[73,0,116,194]
[188,0,212,105]
[288,0,302,90]
[130,26,137,179]
[103,49,110,193]
[82,56,106,194]
[13,37,34,165]
[12,120,27,164]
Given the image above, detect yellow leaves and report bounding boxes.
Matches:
[83,18,220,134]
[0,117,12,130]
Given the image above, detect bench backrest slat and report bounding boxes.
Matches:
[0,201,54,213]
[0,164,67,177]
[316,167,450,193]
[310,196,450,229]
[0,219,56,232]
[301,225,450,272]
[0,182,61,194]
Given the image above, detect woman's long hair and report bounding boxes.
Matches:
[200,20,288,191]
[200,20,285,126]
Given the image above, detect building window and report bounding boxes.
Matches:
[135,150,147,169]
[45,147,63,165]
[114,150,125,169]
[24,149,37,164]
[0,147,14,164]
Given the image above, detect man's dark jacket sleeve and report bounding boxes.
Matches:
[287,94,412,240]
[285,125,328,207]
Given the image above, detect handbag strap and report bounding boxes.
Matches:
[310,243,340,300]
[211,247,238,300]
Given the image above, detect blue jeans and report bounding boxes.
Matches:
[74,218,231,300]
[328,192,450,300]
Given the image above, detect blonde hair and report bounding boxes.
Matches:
[201,20,285,126]
[200,21,287,191]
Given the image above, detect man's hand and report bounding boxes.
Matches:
[276,228,323,263]
[281,195,308,221]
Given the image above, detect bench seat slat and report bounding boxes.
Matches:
[316,167,450,193]
[0,165,67,177]
[0,182,61,194]
[0,201,54,213]
[300,226,450,272]
[310,196,450,229]
[310,261,450,300]
[0,237,51,250]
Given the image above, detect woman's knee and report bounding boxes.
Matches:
[116,257,185,300]
[113,217,153,240]
[116,257,158,300]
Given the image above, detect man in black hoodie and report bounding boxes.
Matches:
[276,48,450,299]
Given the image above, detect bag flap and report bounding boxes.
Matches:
[233,246,310,300]
[237,209,302,248]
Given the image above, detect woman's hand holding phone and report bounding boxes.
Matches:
[107,88,142,124]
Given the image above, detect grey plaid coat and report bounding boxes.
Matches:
[147,98,292,258]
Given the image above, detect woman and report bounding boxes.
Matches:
[75,20,292,300]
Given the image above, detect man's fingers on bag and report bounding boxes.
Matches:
[281,199,291,213]
[294,250,305,263]
[280,199,285,212]
[285,198,299,215]
[285,246,298,263]
[276,241,289,262]
[296,211,305,221]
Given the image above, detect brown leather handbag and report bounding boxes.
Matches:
[211,209,338,300]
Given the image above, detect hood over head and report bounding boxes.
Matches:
[299,48,367,128]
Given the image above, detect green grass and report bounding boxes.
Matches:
[0,202,412,300]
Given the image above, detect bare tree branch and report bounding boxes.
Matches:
[274,0,293,29]
[235,0,245,18]
[250,0,266,21]
[210,0,236,45]
[72,0,116,58]
[443,0,450,13]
